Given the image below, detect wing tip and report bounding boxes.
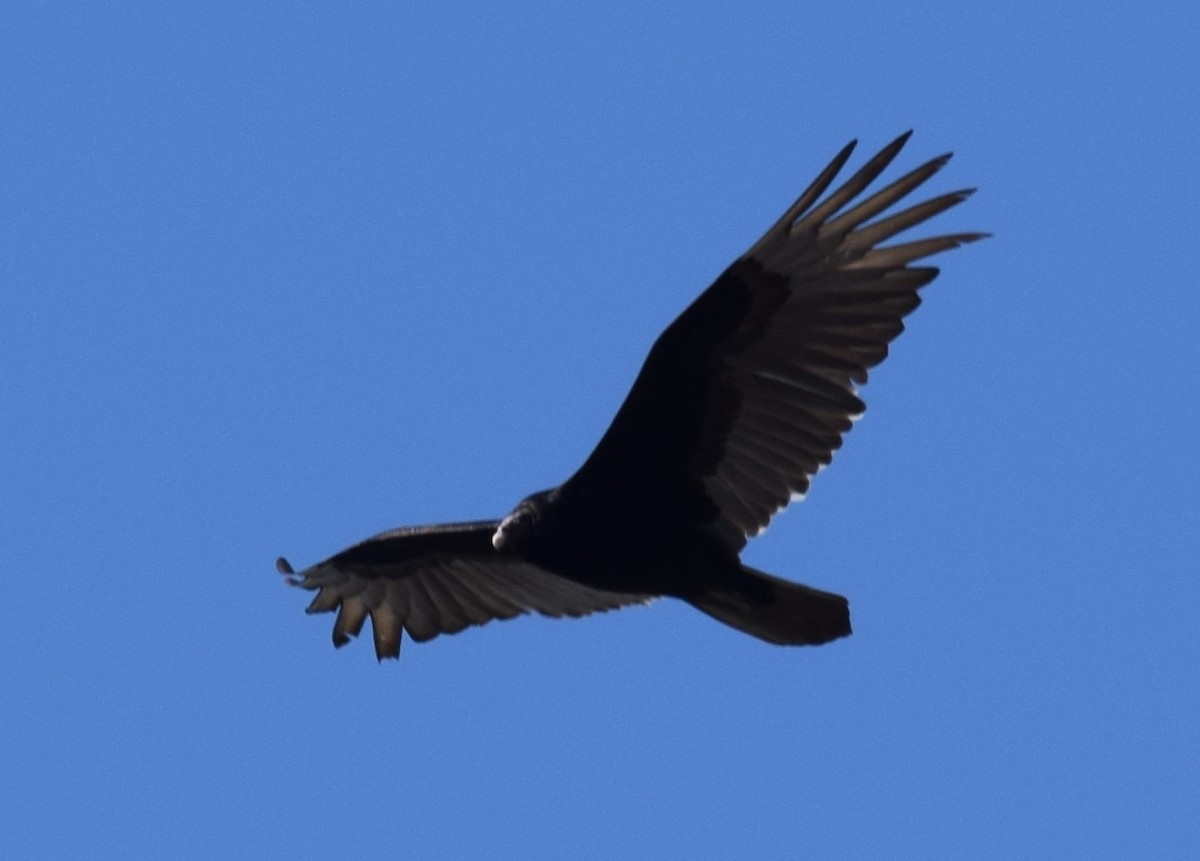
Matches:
[376,647,401,663]
[942,230,991,251]
[878,129,915,164]
[276,555,306,587]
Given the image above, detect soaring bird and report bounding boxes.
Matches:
[277,131,984,660]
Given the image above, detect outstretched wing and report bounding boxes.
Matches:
[569,132,985,549]
[279,521,652,660]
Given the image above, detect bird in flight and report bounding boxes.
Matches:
[277,131,984,660]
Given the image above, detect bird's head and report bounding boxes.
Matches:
[492,490,552,553]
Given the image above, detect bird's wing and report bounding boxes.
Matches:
[278,521,652,660]
[569,132,985,550]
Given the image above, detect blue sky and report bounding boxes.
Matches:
[3,2,1197,858]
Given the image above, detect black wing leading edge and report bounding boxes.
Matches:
[570,131,986,549]
[278,522,651,660]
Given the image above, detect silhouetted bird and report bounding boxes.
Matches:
[277,131,984,660]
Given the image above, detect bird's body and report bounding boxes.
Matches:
[278,131,984,660]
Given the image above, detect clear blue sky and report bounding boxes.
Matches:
[3,2,1196,858]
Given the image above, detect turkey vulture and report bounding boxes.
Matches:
[277,131,984,660]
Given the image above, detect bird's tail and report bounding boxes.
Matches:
[686,565,851,646]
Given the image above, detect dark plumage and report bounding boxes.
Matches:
[278,131,984,660]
